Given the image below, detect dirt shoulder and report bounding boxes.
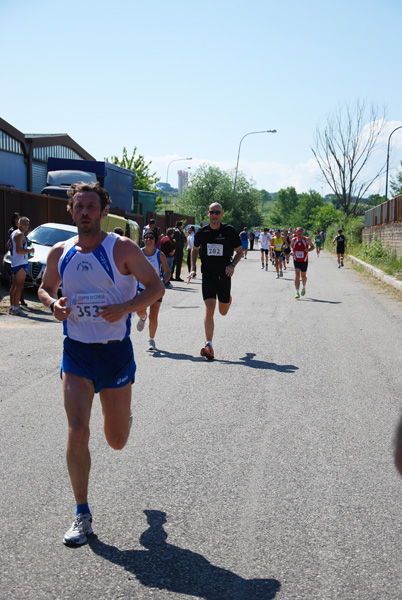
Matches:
[0,284,48,316]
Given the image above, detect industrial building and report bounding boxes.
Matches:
[0,118,94,194]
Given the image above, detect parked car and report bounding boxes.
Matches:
[1,222,78,288]
[183,224,201,235]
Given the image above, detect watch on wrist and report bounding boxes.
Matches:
[231,261,236,268]
[50,301,56,313]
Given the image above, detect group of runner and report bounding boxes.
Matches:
[29,180,350,547]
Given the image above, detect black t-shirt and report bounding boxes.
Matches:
[336,234,345,250]
[194,223,241,276]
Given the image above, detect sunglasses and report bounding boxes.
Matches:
[208,210,221,215]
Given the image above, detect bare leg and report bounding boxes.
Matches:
[294,269,301,290]
[148,302,161,340]
[100,383,132,450]
[63,372,94,505]
[10,268,26,306]
[218,299,231,316]
[204,298,216,342]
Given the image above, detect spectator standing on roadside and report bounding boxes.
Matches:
[142,218,157,239]
[186,225,196,278]
[9,216,34,316]
[7,212,27,307]
[171,221,186,281]
[160,228,176,288]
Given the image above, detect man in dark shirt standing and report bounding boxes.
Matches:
[188,203,242,360]
[160,228,176,288]
[171,221,186,281]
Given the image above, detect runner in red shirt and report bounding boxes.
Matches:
[291,227,315,299]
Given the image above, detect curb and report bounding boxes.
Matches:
[348,255,402,293]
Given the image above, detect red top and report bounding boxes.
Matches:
[293,237,308,262]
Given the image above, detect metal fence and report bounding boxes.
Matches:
[365,194,402,227]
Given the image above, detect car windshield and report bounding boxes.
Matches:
[28,226,76,247]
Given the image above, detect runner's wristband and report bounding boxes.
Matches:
[231,261,236,267]
[49,301,56,313]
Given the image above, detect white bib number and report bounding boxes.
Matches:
[71,292,107,323]
[207,243,223,256]
[295,251,304,259]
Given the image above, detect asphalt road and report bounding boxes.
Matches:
[1,249,402,600]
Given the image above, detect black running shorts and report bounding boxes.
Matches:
[293,261,308,272]
[202,271,231,303]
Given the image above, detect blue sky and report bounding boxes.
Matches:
[1,0,401,195]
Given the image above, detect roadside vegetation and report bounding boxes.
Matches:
[325,218,402,280]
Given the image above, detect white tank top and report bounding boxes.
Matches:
[137,248,161,291]
[10,229,28,267]
[58,232,137,343]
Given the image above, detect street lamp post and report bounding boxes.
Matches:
[232,130,277,215]
[166,157,192,185]
[385,126,402,200]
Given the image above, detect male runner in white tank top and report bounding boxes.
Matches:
[38,181,164,546]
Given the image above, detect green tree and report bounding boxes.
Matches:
[232,173,262,230]
[180,164,261,230]
[270,187,298,226]
[309,203,342,231]
[365,193,386,207]
[289,189,323,228]
[106,147,160,192]
[390,160,402,197]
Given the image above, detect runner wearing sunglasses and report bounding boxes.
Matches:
[188,203,242,360]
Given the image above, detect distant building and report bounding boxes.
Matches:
[178,169,189,196]
[0,118,94,193]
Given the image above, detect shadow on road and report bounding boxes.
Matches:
[151,349,298,373]
[303,298,342,304]
[89,510,280,600]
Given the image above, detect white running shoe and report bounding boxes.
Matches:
[148,339,156,351]
[261,264,264,269]
[265,265,268,271]
[136,315,147,332]
[276,274,279,279]
[63,513,93,546]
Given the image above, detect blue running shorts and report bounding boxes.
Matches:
[61,337,136,393]
[11,264,28,275]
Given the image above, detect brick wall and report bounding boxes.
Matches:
[363,222,402,259]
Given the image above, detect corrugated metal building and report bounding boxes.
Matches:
[0,118,95,193]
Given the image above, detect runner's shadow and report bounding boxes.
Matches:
[89,510,280,600]
[152,350,298,373]
[304,298,342,304]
